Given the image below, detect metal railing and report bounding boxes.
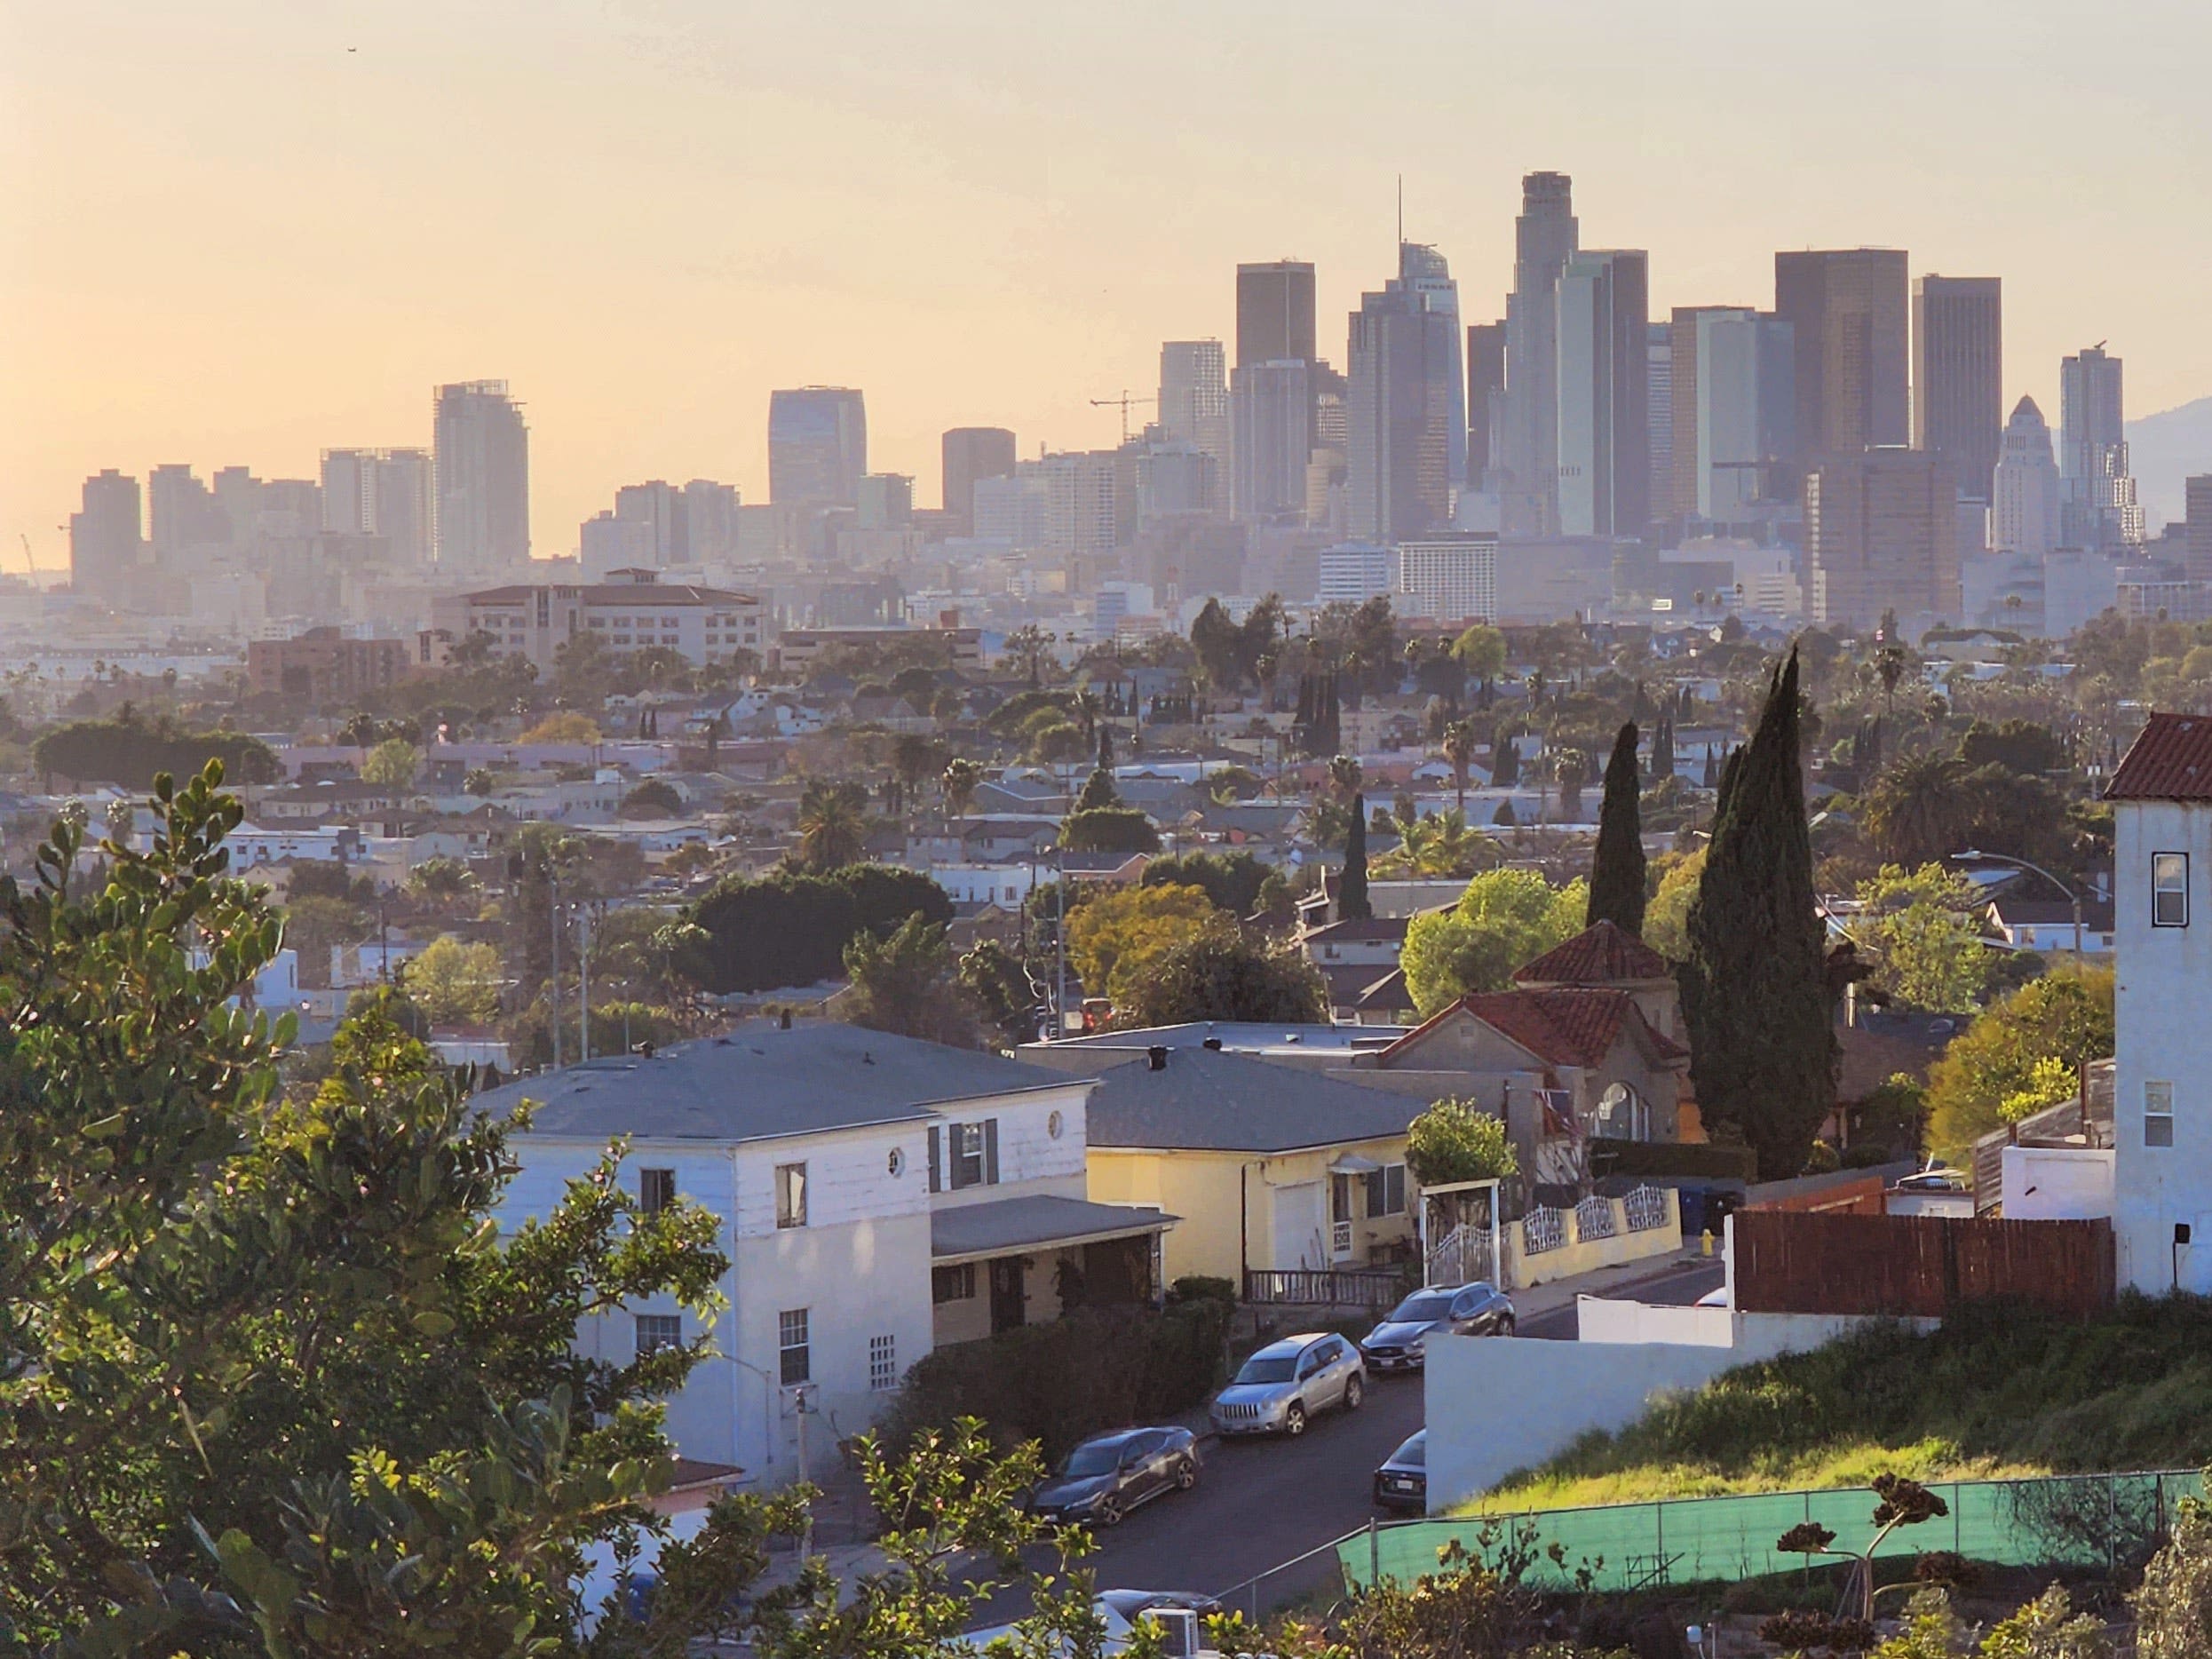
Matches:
[1522,1206,1566,1255]
[1622,1185,1670,1234]
[1243,1267,1404,1309]
[1573,1195,1617,1242]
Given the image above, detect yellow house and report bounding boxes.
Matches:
[1064,1046,1425,1287]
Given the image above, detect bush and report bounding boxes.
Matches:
[1170,1275,1237,1306]
[1407,1098,1518,1187]
[880,1300,1233,1465]
[1588,1137,1757,1184]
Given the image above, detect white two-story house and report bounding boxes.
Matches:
[2106,714,2212,1293]
[482,1020,1172,1486]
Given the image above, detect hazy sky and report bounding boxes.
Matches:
[6,0,2211,573]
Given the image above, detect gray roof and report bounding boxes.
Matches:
[1077,1048,1424,1154]
[1021,1021,1407,1057]
[481,1020,1079,1144]
[932,1193,1176,1261]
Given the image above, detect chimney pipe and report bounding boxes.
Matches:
[1147,1045,1169,1071]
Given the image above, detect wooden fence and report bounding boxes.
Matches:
[1732,1211,2114,1320]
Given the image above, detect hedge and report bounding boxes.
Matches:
[878,1298,1233,1465]
[1588,1136,1758,1184]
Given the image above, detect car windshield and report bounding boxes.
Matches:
[1058,1440,1124,1478]
[1234,1355,1297,1385]
[1388,1291,1457,1322]
[1392,1433,1426,1468]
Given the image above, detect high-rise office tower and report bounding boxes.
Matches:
[1773,250,1910,474]
[857,472,914,530]
[1991,397,2061,560]
[1236,261,1317,369]
[1159,341,1230,484]
[68,469,142,595]
[683,478,740,562]
[1805,448,1961,627]
[1913,275,2002,504]
[941,426,1017,536]
[1398,242,1467,487]
[613,480,689,565]
[768,387,868,508]
[321,449,377,536]
[148,464,229,560]
[1681,308,1796,521]
[1230,360,1312,521]
[1467,322,1506,485]
[432,380,530,573]
[1040,452,1120,555]
[1555,250,1650,536]
[2059,345,2143,552]
[321,448,432,567]
[1499,171,1579,536]
[1346,260,1460,544]
[1645,321,1673,523]
[2185,474,2212,583]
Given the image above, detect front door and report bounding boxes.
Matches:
[1272,1181,1326,1270]
[988,1257,1027,1333]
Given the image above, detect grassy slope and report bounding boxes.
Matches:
[1463,1295,2212,1512]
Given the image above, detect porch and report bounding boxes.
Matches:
[930,1193,1177,1346]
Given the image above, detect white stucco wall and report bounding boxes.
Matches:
[2113,799,2212,1293]
[2002,1145,2115,1221]
[1575,1297,1732,1346]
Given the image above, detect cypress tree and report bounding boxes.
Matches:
[1340,791,1373,921]
[1678,647,1833,1181]
[1491,724,1518,787]
[1587,721,1647,936]
[1098,723,1115,769]
[1701,743,1718,788]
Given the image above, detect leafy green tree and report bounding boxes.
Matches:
[958,941,1043,1048]
[1065,881,1229,1006]
[1058,805,1161,853]
[1140,850,1273,918]
[1400,869,1588,1014]
[1924,963,2113,1158]
[405,853,479,909]
[361,738,423,789]
[1117,933,1328,1027]
[843,916,983,1048]
[619,776,686,818]
[1681,647,1835,1180]
[1586,721,1646,936]
[404,933,506,1025]
[1340,790,1373,920]
[1452,623,1508,685]
[1405,1099,1519,1186]
[1642,849,1704,960]
[32,711,279,787]
[1853,863,1994,1012]
[941,756,984,819]
[683,866,951,995]
[2136,1483,2212,1659]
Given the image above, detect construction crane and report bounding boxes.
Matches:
[17,533,36,583]
[1089,390,1158,445]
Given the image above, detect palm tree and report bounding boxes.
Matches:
[1371,807,1435,876]
[1441,718,1479,814]
[794,779,869,874]
[1553,748,1590,822]
[941,757,984,822]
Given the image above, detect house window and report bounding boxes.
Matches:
[869,1334,898,1392]
[2154,853,2189,927]
[775,1163,808,1228]
[932,1263,976,1303]
[778,1308,811,1385]
[638,1168,676,1214]
[1365,1163,1407,1217]
[635,1314,682,1357]
[2147,1079,2176,1148]
[947,1120,997,1189]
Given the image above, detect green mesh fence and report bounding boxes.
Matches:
[1338,1471,2206,1595]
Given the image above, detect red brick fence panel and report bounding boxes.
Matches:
[1733,1211,2114,1320]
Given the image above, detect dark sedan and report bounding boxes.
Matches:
[1359,1282,1515,1371]
[1027,1426,1201,1527]
[1373,1428,1428,1512]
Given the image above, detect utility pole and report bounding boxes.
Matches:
[577,907,591,1062]
[1054,845,1067,1037]
[547,865,561,1071]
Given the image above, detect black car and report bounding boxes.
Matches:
[1359,1282,1515,1371]
[1027,1426,1201,1527]
[1373,1428,1427,1512]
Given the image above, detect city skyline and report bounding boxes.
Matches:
[8,1,2212,575]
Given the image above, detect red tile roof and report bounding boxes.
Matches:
[1384,987,1687,1070]
[1512,919,1671,986]
[2105,713,2212,802]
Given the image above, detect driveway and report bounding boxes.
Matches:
[1515,1258,1726,1339]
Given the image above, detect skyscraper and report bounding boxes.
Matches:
[1498,171,1578,536]
[323,448,432,567]
[1772,249,1910,474]
[1346,258,1459,544]
[1913,275,2002,503]
[1554,249,1650,536]
[148,464,229,560]
[2059,345,2143,552]
[1467,322,1506,485]
[1236,261,1316,369]
[1159,340,1230,485]
[768,387,868,508]
[1685,308,1796,521]
[1991,397,2061,559]
[1230,360,1312,521]
[2185,474,2212,584]
[1645,321,1673,525]
[68,469,142,596]
[432,380,530,573]
[613,480,689,564]
[684,478,740,562]
[1397,242,1467,487]
[1805,448,1961,628]
[941,426,1017,536]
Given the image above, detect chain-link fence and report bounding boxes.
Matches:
[1337,1470,2207,1596]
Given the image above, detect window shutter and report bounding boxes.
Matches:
[948,1122,967,1189]
[928,1126,942,1193]
[984,1117,1000,1186]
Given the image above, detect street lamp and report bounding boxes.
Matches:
[1957,848,2082,962]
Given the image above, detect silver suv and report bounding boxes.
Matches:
[1209,1331,1365,1438]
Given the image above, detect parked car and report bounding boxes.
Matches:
[1358,1282,1515,1371]
[1027,1426,1201,1526]
[1372,1428,1427,1512]
[1209,1331,1365,1438]
[1097,1591,1224,1623]
[958,1592,1219,1656]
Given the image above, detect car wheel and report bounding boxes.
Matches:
[1097,1495,1123,1528]
[1175,1457,1198,1490]
[1282,1401,1307,1438]
[1494,1314,1515,1338]
[1343,1374,1364,1411]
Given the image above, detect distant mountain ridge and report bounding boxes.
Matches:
[2127,395,2212,530]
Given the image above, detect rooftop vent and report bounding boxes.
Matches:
[1147,1045,1169,1071]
